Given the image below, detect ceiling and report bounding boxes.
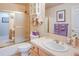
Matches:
[45,3,62,8]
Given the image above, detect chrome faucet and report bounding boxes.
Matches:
[54,40,59,44]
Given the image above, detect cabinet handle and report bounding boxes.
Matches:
[32,47,35,49]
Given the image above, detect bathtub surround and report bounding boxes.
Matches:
[0,42,32,56]
[0,3,30,40]
[0,4,30,47]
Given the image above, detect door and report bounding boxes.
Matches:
[15,12,25,43]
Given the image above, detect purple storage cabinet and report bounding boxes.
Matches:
[54,24,68,36]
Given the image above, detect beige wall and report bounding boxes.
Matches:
[30,4,46,36]
[46,3,79,37]
[37,4,46,36]
[0,3,26,12]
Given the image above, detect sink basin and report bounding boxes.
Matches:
[43,40,68,52]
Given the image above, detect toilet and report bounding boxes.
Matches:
[17,43,32,56]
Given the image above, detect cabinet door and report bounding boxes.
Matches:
[30,50,38,56]
[39,49,51,56]
[30,46,39,56]
[32,46,39,53]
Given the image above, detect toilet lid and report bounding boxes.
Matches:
[17,43,32,52]
[17,43,32,48]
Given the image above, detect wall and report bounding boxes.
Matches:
[46,3,79,37]
[30,3,46,36]
[24,4,30,40]
[37,3,46,36]
[0,3,26,12]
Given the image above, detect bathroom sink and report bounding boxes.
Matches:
[43,40,68,52]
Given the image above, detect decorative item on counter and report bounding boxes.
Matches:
[30,31,40,40]
[32,31,39,36]
[69,39,73,45]
[71,34,78,47]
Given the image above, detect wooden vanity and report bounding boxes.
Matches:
[30,44,53,56]
[30,35,79,56]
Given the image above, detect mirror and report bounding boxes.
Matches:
[71,6,79,38]
[45,3,79,38]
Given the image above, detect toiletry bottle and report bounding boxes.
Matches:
[69,39,73,45]
[71,37,77,48]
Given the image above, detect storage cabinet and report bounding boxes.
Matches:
[39,48,51,56]
[30,45,39,56]
[30,45,52,56]
[54,24,68,36]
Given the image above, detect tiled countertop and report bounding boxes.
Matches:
[31,37,79,56]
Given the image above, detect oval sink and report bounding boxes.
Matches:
[43,40,68,52]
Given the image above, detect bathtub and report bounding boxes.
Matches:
[0,42,32,56]
[0,36,10,47]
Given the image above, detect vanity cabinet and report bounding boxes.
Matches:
[30,45,52,56]
[30,45,39,56]
[39,48,51,56]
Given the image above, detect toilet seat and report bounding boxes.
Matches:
[17,43,32,56]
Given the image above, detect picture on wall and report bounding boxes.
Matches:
[2,17,9,23]
[56,10,65,22]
